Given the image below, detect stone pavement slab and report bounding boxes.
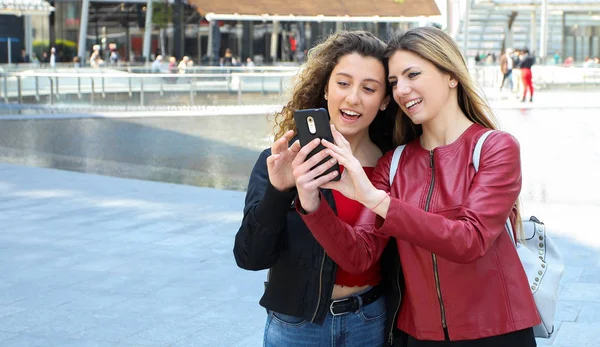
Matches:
[0,163,266,346]
[0,163,599,346]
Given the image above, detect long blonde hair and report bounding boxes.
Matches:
[272,30,397,152]
[385,26,498,146]
[385,27,522,237]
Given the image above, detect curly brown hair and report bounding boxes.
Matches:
[273,30,397,152]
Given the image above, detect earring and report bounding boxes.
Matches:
[324,92,328,100]
[381,103,388,111]
[450,82,457,87]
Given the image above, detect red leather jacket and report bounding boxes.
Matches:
[300,123,540,341]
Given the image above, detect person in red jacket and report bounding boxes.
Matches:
[292,26,540,346]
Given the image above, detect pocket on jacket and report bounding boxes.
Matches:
[262,264,309,316]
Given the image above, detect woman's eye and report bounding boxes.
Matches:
[364,87,375,93]
[337,81,349,86]
[389,81,397,87]
[408,72,421,79]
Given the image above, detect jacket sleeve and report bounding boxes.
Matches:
[298,180,390,274]
[377,132,522,264]
[233,149,297,270]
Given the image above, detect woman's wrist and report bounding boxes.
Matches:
[298,191,321,213]
[364,189,389,210]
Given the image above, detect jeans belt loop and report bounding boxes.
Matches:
[354,293,364,314]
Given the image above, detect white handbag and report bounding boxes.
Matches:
[388,131,565,338]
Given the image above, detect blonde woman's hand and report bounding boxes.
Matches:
[291,138,339,213]
[267,130,301,191]
[320,125,378,206]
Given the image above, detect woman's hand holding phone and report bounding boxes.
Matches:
[320,125,385,211]
[267,130,301,192]
[292,138,340,213]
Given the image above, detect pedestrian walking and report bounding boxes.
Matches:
[519,49,535,102]
[499,48,514,91]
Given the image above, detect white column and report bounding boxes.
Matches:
[142,0,153,62]
[207,20,213,58]
[539,0,549,61]
[446,0,454,35]
[271,21,280,63]
[160,28,165,57]
[77,0,90,61]
[530,11,537,53]
[504,24,513,49]
[24,16,33,57]
[7,38,12,64]
[462,0,470,61]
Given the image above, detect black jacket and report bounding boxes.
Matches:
[233,148,403,345]
[519,56,535,69]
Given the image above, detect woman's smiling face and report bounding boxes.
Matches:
[325,53,389,139]
[388,50,456,126]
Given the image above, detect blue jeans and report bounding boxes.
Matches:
[264,294,386,347]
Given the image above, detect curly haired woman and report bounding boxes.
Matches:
[233,30,399,346]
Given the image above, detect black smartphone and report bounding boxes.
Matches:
[293,108,341,181]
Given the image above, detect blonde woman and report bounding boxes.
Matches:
[295,27,539,346]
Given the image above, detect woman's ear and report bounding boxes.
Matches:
[448,75,458,88]
[380,95,391,111]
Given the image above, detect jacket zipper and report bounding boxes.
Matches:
[388,264,402,345]
[311,252,326,322]
[426,150,449,337]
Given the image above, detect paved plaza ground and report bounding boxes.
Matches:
[1,89,599,346]
[0,163,268,346]
[0,162,599,346]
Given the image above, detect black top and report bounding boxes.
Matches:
[519,56,535,69]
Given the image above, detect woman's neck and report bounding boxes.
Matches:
[345,130,380,166]
[420,103,473,150]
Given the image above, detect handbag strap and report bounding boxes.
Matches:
[473,130,517,246]
[389,145,406,186]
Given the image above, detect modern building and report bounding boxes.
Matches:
[5,0,597,66]
[187,0,442,64]
[1,0,441,65]
[0,0,54,63]
[455,0,600,63]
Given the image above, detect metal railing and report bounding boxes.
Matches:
[471,65,600,90]
[0,62,301,74]
[2,65,599,108]
[0,69,297,107]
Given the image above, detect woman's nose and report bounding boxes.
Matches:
[346,88,360,105]
[394,83,411,98]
